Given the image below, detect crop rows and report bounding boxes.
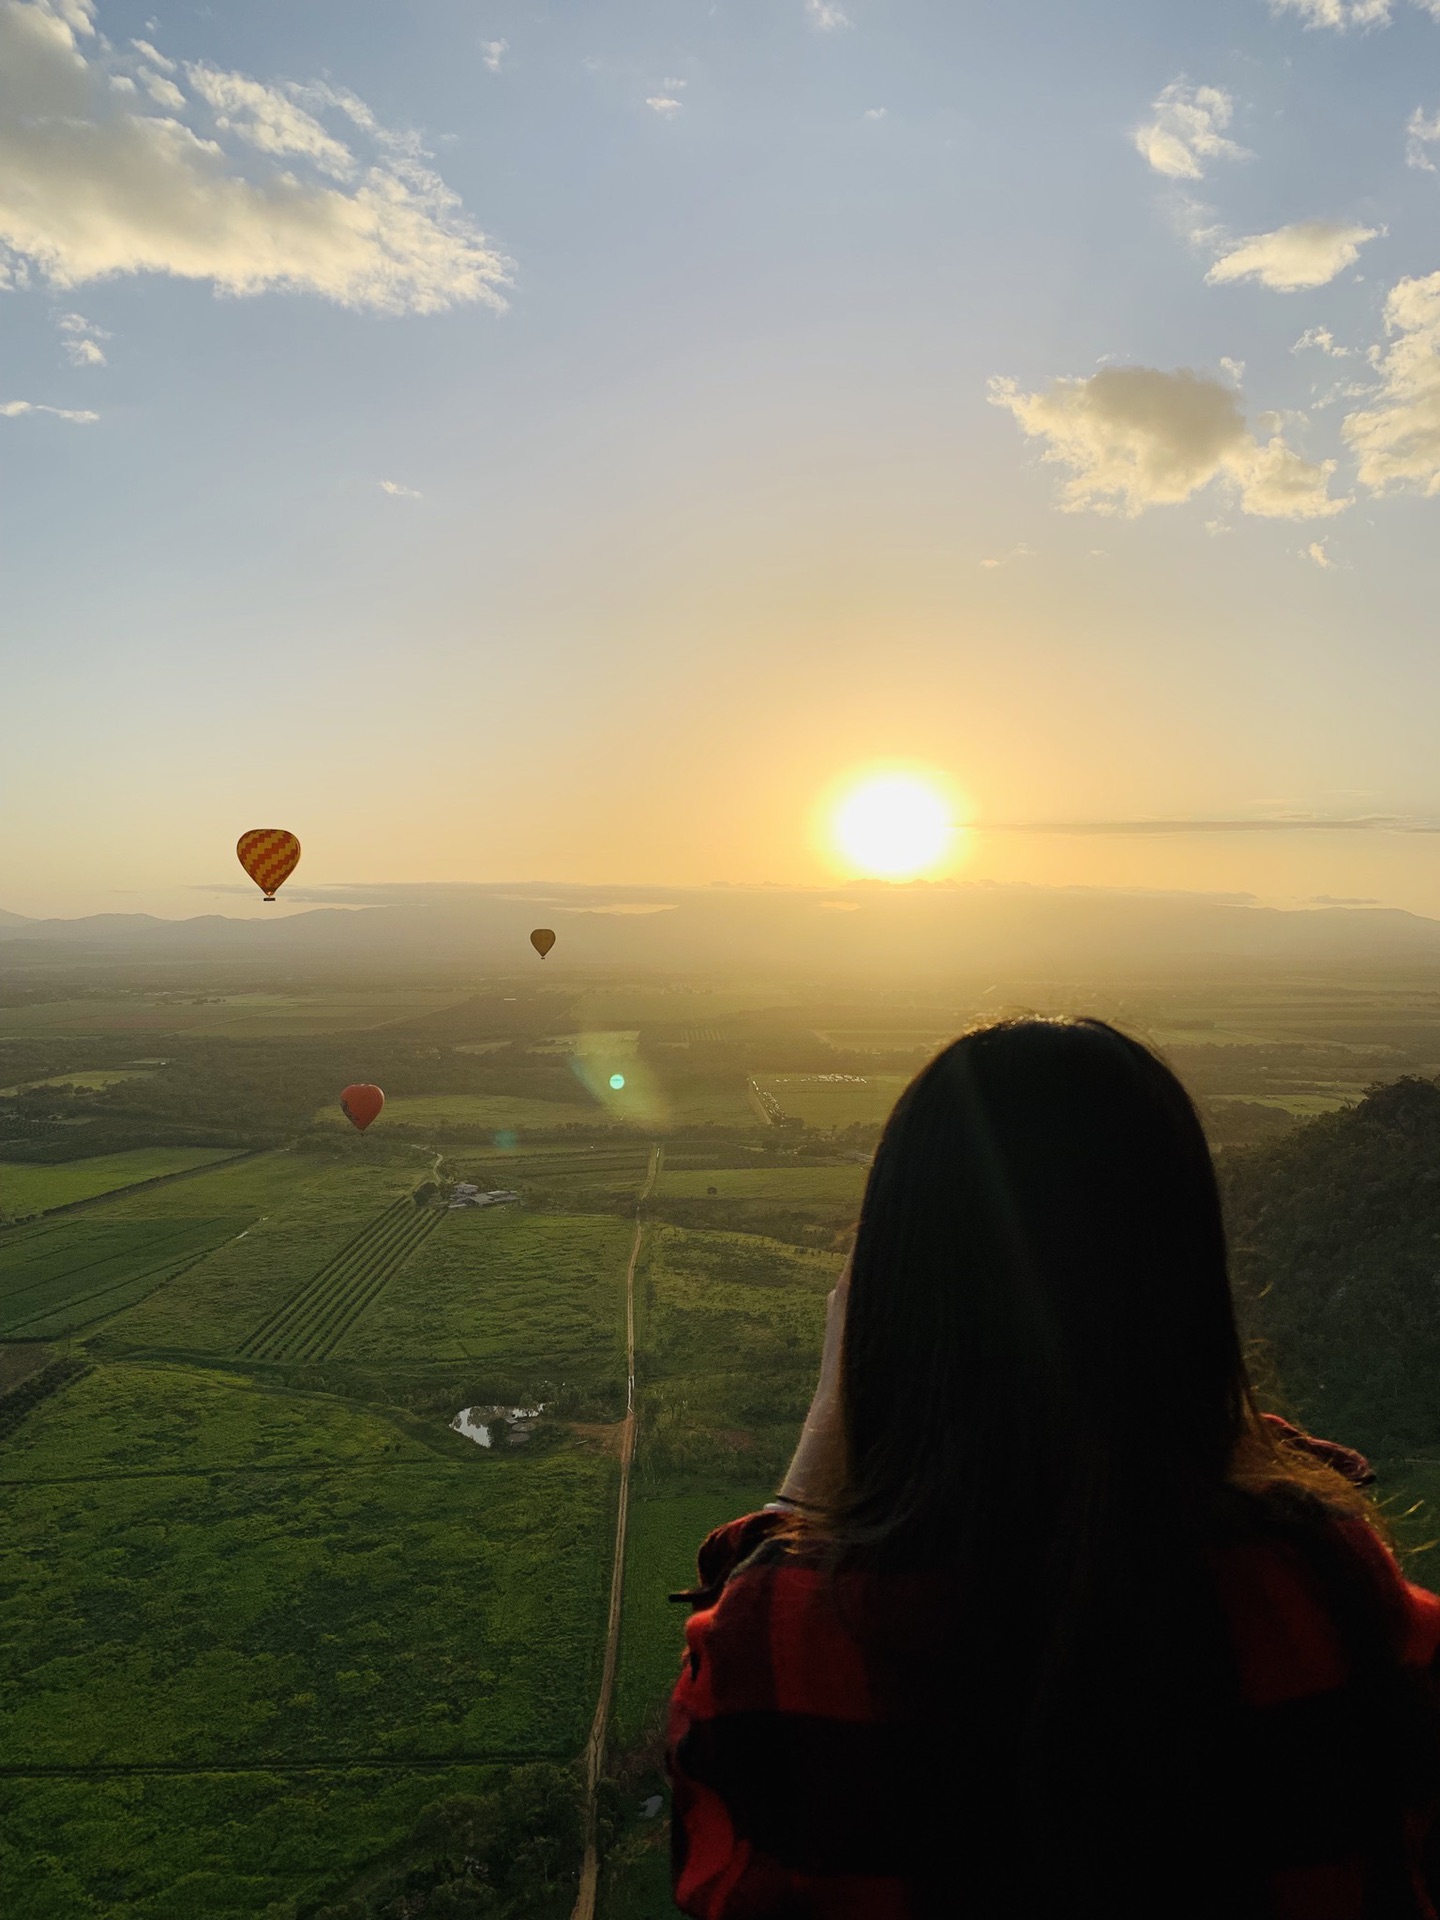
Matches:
[239,1200,444,1362]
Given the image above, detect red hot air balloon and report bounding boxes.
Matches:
[530,928,556,959]
[237,829,301,902]
[340,1084,384,1132]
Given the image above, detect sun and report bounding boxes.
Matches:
[829,772,958,880]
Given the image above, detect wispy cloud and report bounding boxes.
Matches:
[981,814,1440,834]
[1307,539,1335,566]
[978,543,1034,569]
[0,0,511,315]
[1270,0,1392,26]
[1134,83,1247,180]
[1343,273,1440,493]
[1,399,99,422]
[56,311,109,366]
[1205,220,1379,291]
[1407,103,1440,169]
[379,479,421,498]
[646,95,684,117]
[481,40,507,74]
[805,0,851,28]
[1293,326,1352,357]
[989,365,1347,520]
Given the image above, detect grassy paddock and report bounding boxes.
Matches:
[655,1166,866,1204]
[635,1226,830,1485]
[612,1484,773,1749]
[335,1209,633,1404]
[0,1763,510,1920]
[314,1092,612,1133]
[751,1074,908,1128]
[0,1364,615,1773]
[0,1149,242,1219]
[90,1157,424,1355]
[0,1216,253,1340]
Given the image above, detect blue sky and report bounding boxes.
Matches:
[5,0,1440,917]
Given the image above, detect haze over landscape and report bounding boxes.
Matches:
[8,2,1440,1917]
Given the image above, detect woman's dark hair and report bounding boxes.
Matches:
[812,1017,1431,1915]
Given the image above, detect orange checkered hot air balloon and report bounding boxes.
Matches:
[237,829,301,902]
[340,1084,384,1132]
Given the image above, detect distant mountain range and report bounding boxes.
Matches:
[5,882,1440,979]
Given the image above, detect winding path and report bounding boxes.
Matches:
[570,1141,661,1920]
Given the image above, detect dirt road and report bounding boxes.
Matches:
[570,1141,661,1920]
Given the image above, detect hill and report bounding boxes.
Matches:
[7,882,1440,981]
[1224,1077,1440,1457]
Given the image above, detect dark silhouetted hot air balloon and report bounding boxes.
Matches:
[340,1084,384,1132]
[530,928,556,959]
[237,828,301,902]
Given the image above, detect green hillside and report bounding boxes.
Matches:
[1224,1076,1440,1459]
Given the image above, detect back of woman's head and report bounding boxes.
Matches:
[839,1015,1244,1561]
[824,1017,1418,1913]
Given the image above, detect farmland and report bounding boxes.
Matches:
[5,963,1440,1915]
[0,1147,243,1220]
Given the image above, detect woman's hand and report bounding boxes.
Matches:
[776,1252,851,1510]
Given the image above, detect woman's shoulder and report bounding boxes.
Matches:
[1211,1500,1440,1705]
[671,1507,809,1615]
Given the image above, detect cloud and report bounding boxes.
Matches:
[990,365,1348,520]
[130,38,173,73]
[0,0,510,315]
[186,63,356,177]
[645,95,683,116]
[1307,539,1335,566]
[805,0,850,28]
[1343,272,1440,492]
[1205,219,1378,291]
[1270,0,1393,25]
[1408,105,1440,170]
[984,814,1434,834]
[1310,894,1380,904]
[379,478,421,498]
[56,309,108,364]
[481,39,507,74]
[1293,325,1351,356]
[862,106,886,121]
[1,397,98,421]
[978,543,1034,569]
[1134,83,1247,180]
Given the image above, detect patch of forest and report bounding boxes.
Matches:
[1224,1075,1440,1456]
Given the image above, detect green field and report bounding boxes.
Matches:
[90,1155,427,1356]
[0,1068,155,1095]
[612,1485,771,1749]
[752,1073,909,1128]
[0,1764,509,1920]
[316,1091,614,1132]
[336,1210,634,1400]
[0,1149,243,1220]
[655,1165,866,1204]
[634,1224,832,1488]
[0,1214,252,1339]
[0,1361,614,1916]
[0,990,471,1040]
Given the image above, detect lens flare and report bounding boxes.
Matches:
[609,1073,626,1090]
[831,773,955,879]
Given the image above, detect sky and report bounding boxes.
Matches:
[5,0,1440,920]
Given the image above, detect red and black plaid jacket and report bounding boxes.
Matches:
[667,1421,1440,1918]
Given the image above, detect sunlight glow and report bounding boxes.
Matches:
[830,773,956,880]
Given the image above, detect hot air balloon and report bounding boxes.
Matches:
[340,1084,384,1132]
[530,928,556,959]
[237,829,301,902]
